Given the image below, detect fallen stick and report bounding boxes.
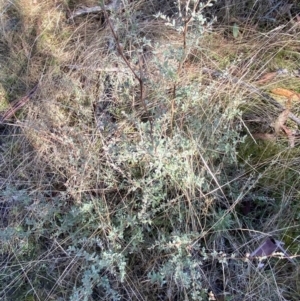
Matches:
[0,84,38,124]
[67,0,122,20]
[68,6,102,19]
[65,65,130,73]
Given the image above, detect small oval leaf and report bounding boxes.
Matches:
[232,23,239,39]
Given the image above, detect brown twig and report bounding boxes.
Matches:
[0,84,38,124]
[67,1,121,20]
[100,2,153,141]
[171,0,214,135]
[68,6,102,19]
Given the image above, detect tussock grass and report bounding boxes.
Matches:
[1,1,300,300]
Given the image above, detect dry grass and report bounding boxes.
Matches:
[1,0,300,300]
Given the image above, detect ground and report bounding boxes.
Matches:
[0,1,300,300]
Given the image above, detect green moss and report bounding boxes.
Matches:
[0,85,9,111]
[273,49,300,69]
[238,137,281,164]
[239,135,300,255]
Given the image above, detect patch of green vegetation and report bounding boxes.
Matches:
[0,85,8,111]
[273,48,300,68]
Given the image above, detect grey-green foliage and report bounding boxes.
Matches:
[107,80,244,195]
[94,9,244,295]
[97,80,244,299]
[68,248,125,301]
[0,1,251,300]
[148,232,204,299]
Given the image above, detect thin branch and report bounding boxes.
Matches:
[100,3,140,82]
[65,65,130,73]
[68,6,102,19]
[100,2,153,140]
[68,1,121,20]
[0,84,38,124]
